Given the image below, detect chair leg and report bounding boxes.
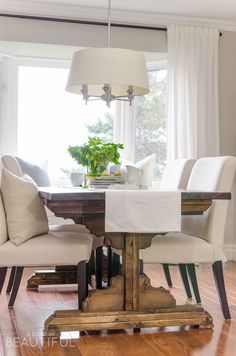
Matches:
[113,253,121,276]
[107,246,112,286]
[162,264,173,287]
[186,264,201,304]
[212,261,231,319]
[179,264,192,299]
[77,261,87,310]
[6,267,16,294]
[8,267,24,308]
[0,267,7,294]
[95,247,103,289]
[139,259,144,274]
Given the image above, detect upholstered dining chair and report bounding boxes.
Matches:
[0,173,93,308]
[1,155,104,290]
[159,158,196,299]
[142,156,236,319]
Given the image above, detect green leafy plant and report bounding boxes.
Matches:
[68,137,123,177]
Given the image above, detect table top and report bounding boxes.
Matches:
[39,187,231,201]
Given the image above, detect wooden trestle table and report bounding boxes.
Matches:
[36,188,230,337]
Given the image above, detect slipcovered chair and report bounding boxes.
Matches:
[159,158,197,299]
[1,155,104,291]
[142,156,236,319]
[0,186,93,308]
[159,158,196,190]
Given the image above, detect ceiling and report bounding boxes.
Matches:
[0,0,236,30]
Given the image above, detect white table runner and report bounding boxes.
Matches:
[105,190,181,233]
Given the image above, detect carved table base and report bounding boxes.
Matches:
[44,305,213,337]
[27,268,77,290]
[38,195,219,336]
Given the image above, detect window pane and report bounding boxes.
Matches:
[134,69,167,182]
[17,65,114,185]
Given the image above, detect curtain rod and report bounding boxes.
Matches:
[0,13,222,36]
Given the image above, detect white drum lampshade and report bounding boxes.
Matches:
[66,47,149,106]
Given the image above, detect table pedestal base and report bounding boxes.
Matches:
[27,268,77,290]
[83,274,176,312]
[43,274,213,337]
[44,305,213,337]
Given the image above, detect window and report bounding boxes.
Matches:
[16,58,167,185]
[134,69,167,181]
[17,62,115,185]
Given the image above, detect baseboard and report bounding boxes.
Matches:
[224,244,236,261]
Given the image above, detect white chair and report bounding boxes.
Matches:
[159,158,196,296]
[1,155,104,291]
[0,189,93,308]
[160,158,196,190]
[142,156,236,319]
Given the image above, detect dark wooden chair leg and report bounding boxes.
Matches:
[113,253,121,276]
[107,246,112,286]
[139,259,144,274]
[6,267,16,294]
[95,247,103,289]
[186,264,201,304]
[8,267,24,308]
[0,267,7,294]
[179,264,192,299]
[77,261,87,310]
[162,264,173,287]
[212,261,231,319]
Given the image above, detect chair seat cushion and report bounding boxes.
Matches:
[1,168,49,245]
[141,233,215,264]
[49,224,104,249]
[0,230,93,267]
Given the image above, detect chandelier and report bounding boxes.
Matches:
[65,0,149,107]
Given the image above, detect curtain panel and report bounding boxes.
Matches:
[167,25,220,159]
[0,57,18,156]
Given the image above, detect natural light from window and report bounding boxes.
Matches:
[17,65,115,185]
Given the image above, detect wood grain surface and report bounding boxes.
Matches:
[0,262,235,355]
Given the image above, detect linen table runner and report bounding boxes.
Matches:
[105,190,181,233]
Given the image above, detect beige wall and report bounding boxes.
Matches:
[219,32,236,246]
[0,16,167,53]
[219,31,236,156]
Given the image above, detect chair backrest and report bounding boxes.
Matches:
[1,155,22,177]
[15,156,51,187]
[160,158,196,189]
[182,156,236,261]
[1,155,51,187]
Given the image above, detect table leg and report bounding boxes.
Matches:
[44,233,213,337]
[124,233,139,311]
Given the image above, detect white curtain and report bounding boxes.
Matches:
[167,25,220,159]
[0,56,18,155]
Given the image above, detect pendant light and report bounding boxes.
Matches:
[66,0,149,107]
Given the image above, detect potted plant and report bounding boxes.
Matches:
[68,137,123,179]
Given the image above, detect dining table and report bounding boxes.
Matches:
[36,187,231,337]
